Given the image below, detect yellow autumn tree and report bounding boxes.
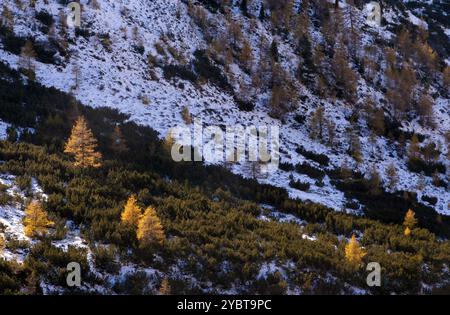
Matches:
[404,227,411,237]
[163,130,175,155]
[0,234,5,254]
[121,195,142,228]
[64,116,102,168]
[403,209,418,235]
[159,276,171,295]
[23,201,54,238]
[137,206,165,247]
[345,235,366,267]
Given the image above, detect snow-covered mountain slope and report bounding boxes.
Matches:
[0,0,448,215]
[0,174,46,262]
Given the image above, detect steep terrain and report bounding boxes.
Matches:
[0,0,449,295]
[0,0,448,214]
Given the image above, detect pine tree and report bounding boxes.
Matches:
[387,62,417,119]
[313,45,325,74]
[297,33,315,86]
[326,119,336,147]
[270,40,279,62]
[403,209,418,230]
[367,166,382,196]
[345,235,366,267]
[48,23,57,41]
[72,62,81,91]
[386,162,399,190]
[259,4,265,21]
[407,134,420,161]
[159,276,171,295]
[110,125,128,153]
[121,195,142,228]
[294,5,310,40]
[282,0,294,30]
[416,41,438,76]
[348,130,362,163]
[396,27,413,60]
[363,46,379,82]
[385,47,397,80]
[227,19,242,48]
[23,201,54,238]
[240,39,253,71]
[309,107,325,141]
[19,40,37,80]
[64,116,102,168]
[416,92,434,127]
[240,0,249,17]
[137,206,165,247]
[345,0,360,59]
[416,21,428,43]
[422,141,439,163]
[372,108,385,136]
[416,174,426,191]
[444,66,450,89]
[268,64,297,118]
[432,171,442,187]
[332,40,357,103]
[340,159,353,182]
[59,10,67,38]
[1,5,13,31]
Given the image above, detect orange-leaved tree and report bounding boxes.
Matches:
[137,206,165,247]
[403,209,418,236]
[345,234,366,267]
[23,201,54,238]
[121,195,142,228]
[64,116,102,168]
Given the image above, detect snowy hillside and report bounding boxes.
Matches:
[0,0,450,296]
[0,0,448,216]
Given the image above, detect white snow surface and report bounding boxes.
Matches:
[0,120,10,140]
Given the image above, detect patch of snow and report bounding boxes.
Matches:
[0,120,10,140]
[302,234,317,242]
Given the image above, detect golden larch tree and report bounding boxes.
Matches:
[404,227,411,237]
[0,234,5,254]
[137,206,165,247]
[403,209,418,235]
[65,116,102,168]
[121,195,142,228]
[345,235,366,267]
[23,201,54,238]
[159,276,171,295]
